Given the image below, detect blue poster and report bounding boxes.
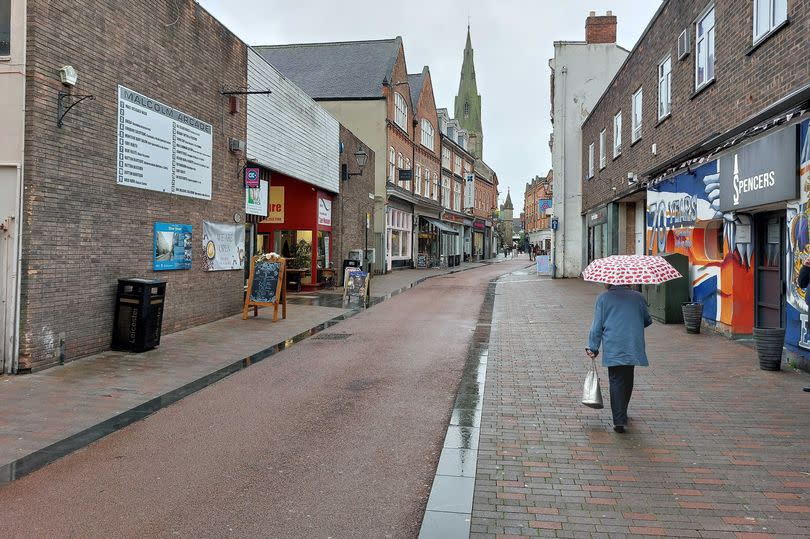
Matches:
[154,222,193,270]
[536,255,551,275]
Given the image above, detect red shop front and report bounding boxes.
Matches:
[257,172,334,289]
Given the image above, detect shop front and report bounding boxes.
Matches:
[256,170,335,289]
[472,220,485,260]
[386,200,413,271]
[440,212,464,266]
[786,120,810,368]
[463,219,473,262]
[586,206,611,263]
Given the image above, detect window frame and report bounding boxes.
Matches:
[587,143,595,179]
[420,119,434,150]
[631,88,643,143]
[394,92,408,131]
[753,0,788,44]
[388,147,395,182]
[0,0,10,57]
[695,5,716,91]
[415,163,422,196]
[442,147,451,169]
[599,129,607,170]
[613,111,622,157]
[658,55,672,120]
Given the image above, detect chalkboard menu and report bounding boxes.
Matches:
[416,254,428,268]
[250,260,281,303]
[243,255,287,322]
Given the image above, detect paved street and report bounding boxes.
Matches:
[0,260,524,538]
[472,273,810,538]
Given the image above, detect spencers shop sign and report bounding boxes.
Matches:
[718,126,797,212]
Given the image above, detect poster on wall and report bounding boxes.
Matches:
[246,180,269,216]
[262,186,285,224]
[318,198,332,226]
[202,221,245,271]
[154,222,192,270]
[786,120,810,351]
[116,85,213,200]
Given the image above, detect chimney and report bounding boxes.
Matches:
[586,10,617,44]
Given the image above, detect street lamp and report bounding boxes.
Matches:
[345,146,368,179]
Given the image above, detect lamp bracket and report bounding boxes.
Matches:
[57,92,95,128]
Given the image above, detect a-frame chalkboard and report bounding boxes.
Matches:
[243,255,287,322]
[342,267,370,305]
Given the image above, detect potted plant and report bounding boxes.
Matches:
[682,292,703,334]
[753,326,785,371]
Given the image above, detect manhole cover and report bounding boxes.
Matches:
[313,333,352,340]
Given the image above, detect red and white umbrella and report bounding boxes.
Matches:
[581,255,683,285]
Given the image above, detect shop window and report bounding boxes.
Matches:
[704,220,724,261]
[276,230,314,284]
[317,231,331,271]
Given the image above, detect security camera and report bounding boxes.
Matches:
[59,65,78,87]
[627,172,638,185]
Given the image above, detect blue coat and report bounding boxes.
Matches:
[588,287,652,367]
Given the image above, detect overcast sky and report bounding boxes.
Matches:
[199,0,662,211]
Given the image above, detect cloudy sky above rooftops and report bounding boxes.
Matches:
[199,0,662,210]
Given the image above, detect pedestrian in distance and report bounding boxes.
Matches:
[796,256,810,392]
[586,283,653,432]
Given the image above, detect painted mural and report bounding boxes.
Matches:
[646,161,754,334]
[785,120,810,353]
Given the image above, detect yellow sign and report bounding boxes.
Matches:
[262,186,284,224]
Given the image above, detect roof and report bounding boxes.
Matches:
[407,72,424,108]
[253,38,401,99]
[503,190,514,210]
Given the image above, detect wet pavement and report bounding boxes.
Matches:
[0,260,490,485]
[470,272,810,538]
[0,259,526,538]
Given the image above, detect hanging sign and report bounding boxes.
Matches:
[246,179,269,216]
[245,167,260,189]
[202,221,245,271]
[116,85,212,199]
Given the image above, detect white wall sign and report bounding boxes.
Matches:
[318,198,332,226]
[246,179,269,216]
[116,85,213,200]
[202,221,245,271]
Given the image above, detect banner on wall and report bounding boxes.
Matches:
[786,120,810,352]
[154,222,192,271]
[318,198,332,226]
[246,179,269,216]
[202,221,245,271]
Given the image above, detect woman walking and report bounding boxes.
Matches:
[586,284,652,433]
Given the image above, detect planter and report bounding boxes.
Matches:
[682,302,704,334]
[753,327,785,371]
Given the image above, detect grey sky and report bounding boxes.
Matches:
[199,0,661,212]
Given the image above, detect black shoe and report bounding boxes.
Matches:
[804,386,810,392]
[613,425,626,433]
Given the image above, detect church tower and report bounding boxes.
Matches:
[454,25,483,159]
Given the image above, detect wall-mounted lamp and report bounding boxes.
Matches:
[59,65,78,87]
[342,146,368,180]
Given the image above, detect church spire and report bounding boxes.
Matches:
[455,25,483,159]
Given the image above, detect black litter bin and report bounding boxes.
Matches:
[112,278,166,352]
[341,259,361,286]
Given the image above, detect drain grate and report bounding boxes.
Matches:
[312,333,352,340]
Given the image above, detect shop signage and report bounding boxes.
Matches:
[318,198,332,227]
[719,127,798,211]
[262,186,284,224]
[245,167,260,189]
[153,222,192,271]
[464,173,475,210]
[116,85,213,200]
[398,169,412,183]
[538,199,552,212]
[246,179,269,217]
[473,220,485,230]
[202,221,245,271]
[588,207,608,227]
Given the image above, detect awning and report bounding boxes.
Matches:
[424,217,459,235]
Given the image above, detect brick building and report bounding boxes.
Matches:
[438,107,476,263]
[524,171,554,251]
[581,0,810,367]
[0,0,248,373]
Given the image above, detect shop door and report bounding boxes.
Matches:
[754,212,785,329]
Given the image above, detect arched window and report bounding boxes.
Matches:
[463,101,470,119]
[420,119,435,150]
[394,93,408,130]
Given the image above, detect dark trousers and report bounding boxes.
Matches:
[607,365,635,426]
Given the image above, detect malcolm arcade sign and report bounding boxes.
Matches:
[718,126,798,212]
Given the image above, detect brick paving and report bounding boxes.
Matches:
[472,275,810,539]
